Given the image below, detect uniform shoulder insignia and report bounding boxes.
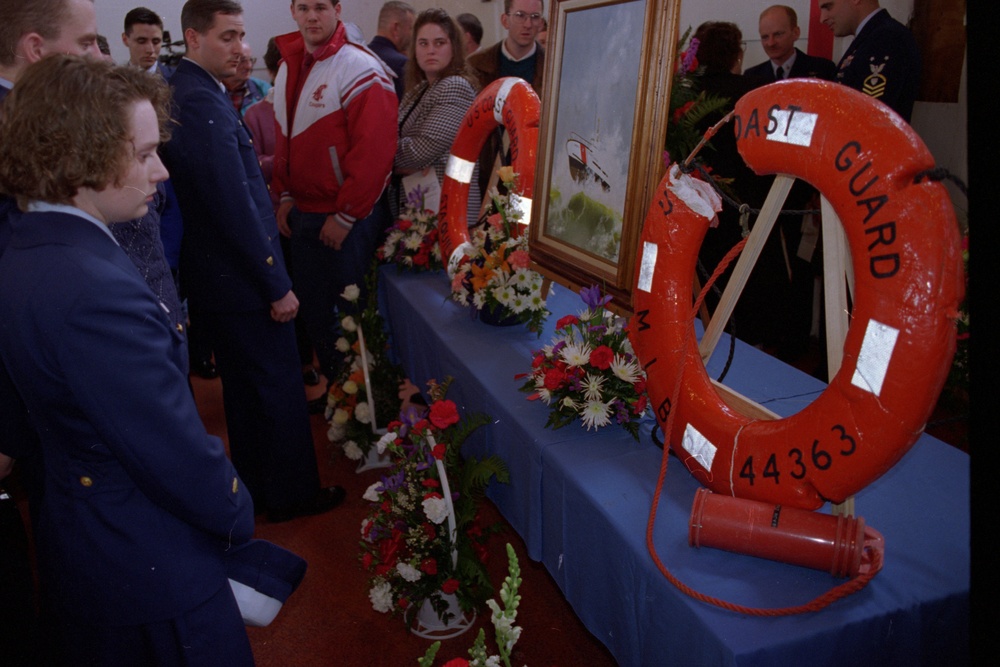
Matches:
[862,56,889,99]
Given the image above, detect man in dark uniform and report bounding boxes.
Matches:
[745,5,838,84]
[820,0,920,122]
[162,0,345,522]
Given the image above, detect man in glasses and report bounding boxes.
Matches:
[222,42,271,116]
[469,0,545,94]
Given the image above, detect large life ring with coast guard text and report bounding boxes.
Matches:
[630,80,964,510]
[438,77,540,277]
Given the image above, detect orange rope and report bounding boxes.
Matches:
[645,236,884,615]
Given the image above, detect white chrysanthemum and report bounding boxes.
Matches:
[611,354,642,383]
[511,268,533,287]
[560,396,579,411]
[376,431,396,454]
[484,656,501,667]
[560,342,592,367]
[341,315,358,332]
[354,401,372,424]
[535,387,552,404]
[336,337,352,354]
[452,287,469,305]
[385,230,404,245]
[360,517,371,540]
[509,294,528,314]
[404,233,423,251]
[396,562,422,583]
[340,284,361,302]
[472,291,487,309]
[326,422,345,442]
[581,373,606,402]
[342,440,363,460]
[422,496,449,524]
[332,408,350,425]
[369,581,393,613]
[580,400,612,431]
[363,482,382,502]
[342,380,359,395]
[491,286,512,306]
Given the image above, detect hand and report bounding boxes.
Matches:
[276,199,294,238]
[270,290,299,323]
[319,214,350,250]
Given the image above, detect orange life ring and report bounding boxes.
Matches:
[630,80,964,510]
[438,77,540,277]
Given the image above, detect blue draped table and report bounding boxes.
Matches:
[378,266,969,666]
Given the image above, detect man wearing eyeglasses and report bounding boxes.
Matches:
[222,42,271,116]
[468,0,546,95]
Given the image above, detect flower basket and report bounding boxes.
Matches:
[361,380,509,632]
[450,169,550,335]
[379,188,444,272]
[326,266,406,466]
[518,285,650,439]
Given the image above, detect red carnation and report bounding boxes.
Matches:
[432,442,447,460]
[422,478,440,488]
[397,218,412,231]
[589,345,614,369]
[543,366,567,390]
[420,558,438,575]
[441,578,460,594]
[361,552,372,569]
[556,314,579,329]
[429,400,460,429]
[442,659,470,667]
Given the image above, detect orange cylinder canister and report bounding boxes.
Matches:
[689,488,869,578]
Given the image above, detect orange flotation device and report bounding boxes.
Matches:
[630,80,964,509]
[438,77,540,276]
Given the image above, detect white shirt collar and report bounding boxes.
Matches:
[26,201,119,244]
[501,39,537,63]
[773,49,797,76]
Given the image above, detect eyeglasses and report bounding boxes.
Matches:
[238,56,257,66]
[508,11,543,24]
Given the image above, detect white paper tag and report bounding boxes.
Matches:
[766,110,819,147]
[638,241,658,293]
[682,423,717,471]
[851,319,899,397]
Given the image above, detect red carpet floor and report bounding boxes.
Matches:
[191,376,618,666]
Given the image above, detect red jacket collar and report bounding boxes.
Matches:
[276,21,347,68]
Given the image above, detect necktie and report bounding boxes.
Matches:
[775,67,785,80]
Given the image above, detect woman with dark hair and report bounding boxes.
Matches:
[393,8,481,221]
[691,21,791,354]
[0,55,255,665]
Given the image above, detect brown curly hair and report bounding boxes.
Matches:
[404,8,477,92]
[0,55,171,208]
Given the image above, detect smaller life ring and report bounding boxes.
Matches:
[631,80,964,510]
[438,77,540,277]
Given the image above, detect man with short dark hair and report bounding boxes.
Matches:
[819,0,920,121]
[744,5,837,84]
[368,1,414,100]
[457,12,483,56]
[122,6,174,77]
[162,0,346,523]
[468,0,546,94]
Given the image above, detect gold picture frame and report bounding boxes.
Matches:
[529,0,681,314]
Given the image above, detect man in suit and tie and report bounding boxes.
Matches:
[162,0,345,523]
[819,0,920,122]
[122,6,175,78]
[744,5,837,85]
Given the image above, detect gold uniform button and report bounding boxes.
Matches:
[232,477,239,494]
[80,476,93,487]
[176,323,184,333]
[265,256,274,266]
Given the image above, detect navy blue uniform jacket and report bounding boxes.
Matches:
[162,59,292,313]
[836,8,920,122]
[744,47,838,85]
[0,211,255,625]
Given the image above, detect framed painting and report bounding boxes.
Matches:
[529,0,680,314]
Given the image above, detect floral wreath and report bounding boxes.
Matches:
[379,185,445,272]
[361,379,509,626]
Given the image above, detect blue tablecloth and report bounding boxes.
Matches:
[378,267,969,666]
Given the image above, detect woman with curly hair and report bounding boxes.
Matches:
[393,8,481,222]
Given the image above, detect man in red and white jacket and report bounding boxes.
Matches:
[273,0,397,389]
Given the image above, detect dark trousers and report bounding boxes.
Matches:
[287,198,389,385]
[46,581,252,667]
[196,308,320,512]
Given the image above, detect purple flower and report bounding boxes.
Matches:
[579,285,611,310]
[682,38,699,74]
[406,184,427,209]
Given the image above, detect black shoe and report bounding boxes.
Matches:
[303,367,321,386]
[307,395,327,414]
[190,358,218,379]
[267,485,346,523]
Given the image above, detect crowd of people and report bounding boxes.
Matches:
[0,0,921,664]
